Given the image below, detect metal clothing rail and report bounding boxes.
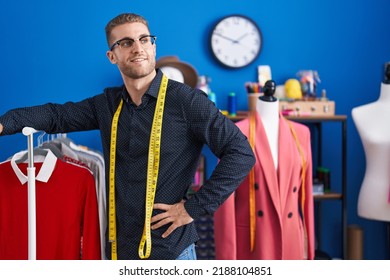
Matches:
[22,126,39,260]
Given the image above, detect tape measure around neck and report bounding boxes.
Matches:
[109,74,168,260]
[108,97,123,260]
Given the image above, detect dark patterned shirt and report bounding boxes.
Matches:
[0,69,255,259]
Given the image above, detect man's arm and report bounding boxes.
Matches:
[0,98,100,136]
[183,90,256,220]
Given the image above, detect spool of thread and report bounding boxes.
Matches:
[228,92,237,116]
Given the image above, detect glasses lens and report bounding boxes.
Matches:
[119,39,134,48]
[139,35,156,45]
[150,36,156,45]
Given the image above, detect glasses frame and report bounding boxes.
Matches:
[109,35,157,51]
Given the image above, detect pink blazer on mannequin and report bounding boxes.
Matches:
[214,113,315,260]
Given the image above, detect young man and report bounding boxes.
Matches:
[0,13,255,260]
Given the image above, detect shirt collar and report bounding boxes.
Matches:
[10,149,57,185]
[147,69,164,99]
[120,69,163,102]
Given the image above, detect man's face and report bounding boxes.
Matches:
[106,22,156,80]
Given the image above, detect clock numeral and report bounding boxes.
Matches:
[215,27,224,35]
[232,16,240,25]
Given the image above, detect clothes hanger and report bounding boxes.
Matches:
[15,148,48,164]
[15,132,63,164]
[40,142,64,159]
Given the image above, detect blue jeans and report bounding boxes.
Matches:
[176,243,197,260]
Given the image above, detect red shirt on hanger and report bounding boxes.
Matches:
[0,150,101,260]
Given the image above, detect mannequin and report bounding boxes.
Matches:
[256,80,279,169]
[351,62,390,221]
[214,80,315,260]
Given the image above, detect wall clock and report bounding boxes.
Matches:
[210,15,262,69]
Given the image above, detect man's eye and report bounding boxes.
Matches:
[121,40,133,47]
[140,38,149,44]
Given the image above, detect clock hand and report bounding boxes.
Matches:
[235,33,248,43]
[213,32,239,44]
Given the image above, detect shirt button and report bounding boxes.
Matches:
[288,212,293,218]
[293,186,297,192]
[257,210,263,217]
[254,183,259,190]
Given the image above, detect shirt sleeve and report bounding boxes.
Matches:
[0,98,100,136]
[183,90,256,219]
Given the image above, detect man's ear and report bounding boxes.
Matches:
[106,50,117,64]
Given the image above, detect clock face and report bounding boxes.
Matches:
[210,15,262,68]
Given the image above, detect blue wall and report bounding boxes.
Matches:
[1,0,389,260]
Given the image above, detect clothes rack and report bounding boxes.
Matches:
[0,129,102,260]
[22,126,39,260]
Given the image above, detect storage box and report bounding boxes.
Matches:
[279,100,335,116]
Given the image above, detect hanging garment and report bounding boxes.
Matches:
[0,149,101,260]
[66,141,106,259]
[214,113,315,260]
[44,137,106,259]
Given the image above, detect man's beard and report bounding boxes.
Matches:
[119,59,156,79]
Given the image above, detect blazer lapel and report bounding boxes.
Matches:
[277,115,296,214]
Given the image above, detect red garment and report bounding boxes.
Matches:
[214,113,315,260]
[0,150,101,260]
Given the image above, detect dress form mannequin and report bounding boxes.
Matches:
[214,78,315,260]
[256,80,279,169]
[351,62,390,221]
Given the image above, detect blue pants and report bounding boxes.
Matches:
[176,243,197,260]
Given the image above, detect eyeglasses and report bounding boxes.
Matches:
[109,35,157,51]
